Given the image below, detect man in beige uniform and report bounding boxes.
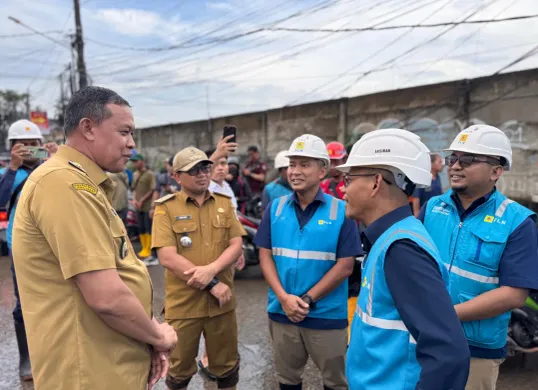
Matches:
[152,147,245,390]
[12,86,177,390]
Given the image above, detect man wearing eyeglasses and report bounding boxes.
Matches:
[254,134,361,390]
[151,147,246,390]
[418,125,538,390]
[341,129,469,390]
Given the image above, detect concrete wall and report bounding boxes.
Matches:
[137,68,538,205]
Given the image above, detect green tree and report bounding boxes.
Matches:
[0,90,29,151]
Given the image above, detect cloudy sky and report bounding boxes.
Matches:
[1,0,538,127]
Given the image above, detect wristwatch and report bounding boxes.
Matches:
[301,294,316,310]
[205,277,220,291]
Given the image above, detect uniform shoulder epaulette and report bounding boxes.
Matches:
[212,191,232,199]
[154,193,176,204]
[68,161,87,174]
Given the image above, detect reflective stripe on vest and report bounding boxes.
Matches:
[276,195,339,221]
[272,247,336,261]
[367,228,439,315]
[495,199,514,218]
[356,306,416,344]
[446,264,500,284]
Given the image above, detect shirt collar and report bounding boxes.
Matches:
[362,206,412,250]
[55,145,109,186]
[291,187,326,205]
[451,188,495,217]
[178,189,214,206]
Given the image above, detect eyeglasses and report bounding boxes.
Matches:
[183,164,211,176]
[344,173,393,188]
[445,154,501,168]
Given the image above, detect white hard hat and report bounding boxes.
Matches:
[285,134,330,166]
[445,124,512,170]
[337,128,432,193]
[8,119,43,141]
[274,150,289,170]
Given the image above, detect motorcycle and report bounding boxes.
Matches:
[507,291,538,357]
[244,195,263,219]
[237,210,260,268]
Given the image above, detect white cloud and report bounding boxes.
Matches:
[2,0,538,127]
[206,2,235,12]
[95,9,162,37]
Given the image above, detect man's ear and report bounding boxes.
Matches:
[79,118,94,141]
[491,166,504,181]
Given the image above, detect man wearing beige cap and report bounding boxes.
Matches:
[152,147,246,390]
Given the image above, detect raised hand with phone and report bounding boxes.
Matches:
[209,125,238,164]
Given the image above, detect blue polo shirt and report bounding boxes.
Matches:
[418,189,538,359]
[364,205,470,389]
[413,173,443,207]
[254,188,363,329]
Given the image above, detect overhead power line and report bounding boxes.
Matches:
[398,0,521,88]
[83,13,538,52]
[331,0,501,99]
[287,0,455,105]
[0,30,64,38]
[266,14,538,33]
[87,0,337,52]
[7,16,71,50]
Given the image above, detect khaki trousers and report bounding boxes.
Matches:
[269,320,348,390]
[167,310,239,381]
[465,357,504,390]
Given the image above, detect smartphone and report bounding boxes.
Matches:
[25,147,49,159]
[223,125,237,143]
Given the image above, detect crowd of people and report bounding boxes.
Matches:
[1,85,538,390]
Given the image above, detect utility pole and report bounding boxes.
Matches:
[73,0,88,89]
[25,89,30,118]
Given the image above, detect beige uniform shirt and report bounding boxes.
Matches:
[12,145,153,390]
[152,190,246,320]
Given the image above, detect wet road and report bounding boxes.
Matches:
[1,256,538,389]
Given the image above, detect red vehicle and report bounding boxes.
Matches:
[0,207,9,256]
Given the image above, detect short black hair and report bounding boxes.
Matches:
[248,145,258,152]
[168,156,173,166]
[205,148,216,157]
[430,153,441,163]
[64,86,130,136]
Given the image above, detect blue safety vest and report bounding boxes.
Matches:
[347,216,448,390]
[0,167,31,249]
[265,180,293,205]
[269,193,348,320]
[424,190,535,349]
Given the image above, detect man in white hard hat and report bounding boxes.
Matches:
[254,134,362,390]
[418,124,538,390]
[0,119,58,382]
[261,150,293,210]
[340,128,470,390]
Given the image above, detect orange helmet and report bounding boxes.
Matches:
[326,141,347,160]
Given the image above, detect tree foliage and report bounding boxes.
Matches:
[0,90,28,151]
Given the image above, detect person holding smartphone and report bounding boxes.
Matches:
[0,119,57,382]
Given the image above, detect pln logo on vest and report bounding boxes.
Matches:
[361,276,371,289]
[484,215,506,225]
[318,219,332,225]
[432,205,449,216]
